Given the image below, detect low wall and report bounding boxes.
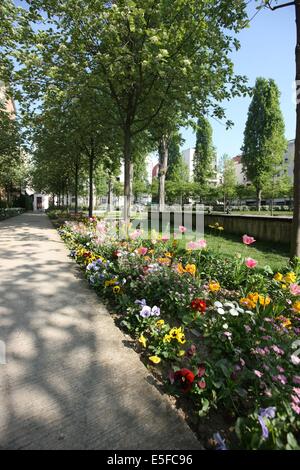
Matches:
[147,211,292,245]
[204,214,291,245]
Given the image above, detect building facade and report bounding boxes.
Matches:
[0,81,16,117]
[232,139,295,186]
[182,147,221,185]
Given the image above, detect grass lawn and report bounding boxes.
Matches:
[180,231,290,271]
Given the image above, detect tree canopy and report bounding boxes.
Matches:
[242,77,287,210]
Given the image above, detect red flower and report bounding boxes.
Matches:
[83,251,91,258]
[191,298,206,313]
[198,364,206,377]
[174,368,195,393]
[197,380,206,389]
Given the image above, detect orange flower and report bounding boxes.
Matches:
[157,257,171,265]
[177,263,186,275]
[185,264,196,276]
[248,292,259,304]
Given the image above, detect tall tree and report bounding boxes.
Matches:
[221,157,237,211]
[14,0,249,223]
[166,131,184,180]
[242,77,287,211]
[193,115,215,185]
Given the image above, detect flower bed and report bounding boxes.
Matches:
[0,207,25,221]
[57,215,300,450]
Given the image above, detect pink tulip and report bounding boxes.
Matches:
[290,283,300,296]
[137,246,148,256]
[130,229,142,240]
[187,241,198,250]
[243,234,256,245]
[179,225,187,233]
[187,239,207,250]
[197,239,207,249]
[161,235,169,242]
[245,257,258,269]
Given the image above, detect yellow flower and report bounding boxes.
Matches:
[176,333,186,344]
[113,285,121,294]
[169,327,179,339]
[248,292,259,304]
[282,319,292,329]
[217,226,224,231]
[105,278,118,287]
[258,295,271,306]
[156,319,165,328]
[293,300,300,313]
[185,264,196,276]
[177,350,186,357]
[274,272,283,282]
[149,356,161,364]
[157,257,171,265]
[281,284,287,290]
[209,281,220,292]
[138,334,147,348]
[165,252,173,258]
[163,334,172,343]
[177,263,186,275]
[284,272,297,284]
[239,297,256,309]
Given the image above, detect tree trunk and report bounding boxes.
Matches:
[88,140,94,218]
[107,175,113,212]
[124,129,132,224]
[74,163,79,214]
[256,188,262,212]
[158,135,168,212]
[291,0,300,257]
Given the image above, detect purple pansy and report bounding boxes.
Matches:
[213,433,228,451]
[151,306,160,316]
[258,407,276,440]
[140,306,152,318]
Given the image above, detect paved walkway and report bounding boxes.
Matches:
[0,213,201,450]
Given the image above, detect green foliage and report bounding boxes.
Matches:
[222,157,237,203]
[12,0,249,218]
[242,78,287,202]
[57,217,300,449]
[194,115,216,185]
[166,131,184,180]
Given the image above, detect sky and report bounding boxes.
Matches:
[181,2,296,160]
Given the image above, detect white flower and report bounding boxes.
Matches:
[229,308,239,316]
[222,323,229,329]
[291,354,300,365]
[214,301,223,308]
[217,308,225,315]
[224,302,234,308]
